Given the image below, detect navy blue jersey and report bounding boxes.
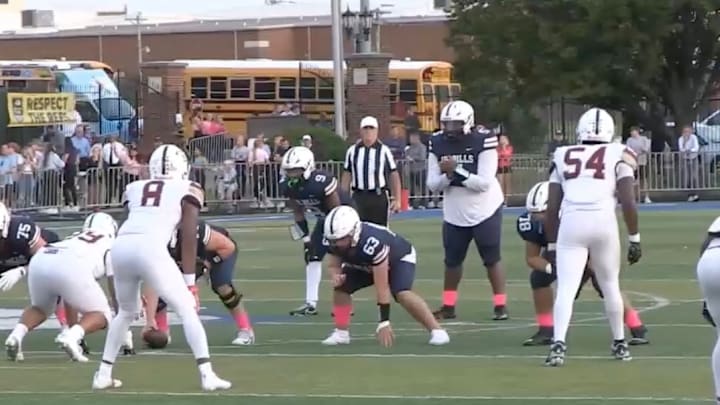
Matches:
[428,128,498,187]
[0,216,56,269]
[280,169,351,217]
[516,211,546,247]
[328,223,413,267]
[169,220,231,261]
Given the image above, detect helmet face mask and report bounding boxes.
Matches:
[284,168,306,187]
[327,234,353,251]
[442,120,465,137]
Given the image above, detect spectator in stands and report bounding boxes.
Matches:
[38,143,65,214]
[192,110,203,138]
[679,125,700,202]
[191,148,208,191]
[102,134,126,205]
[546,129,566,156]
[86,143,102,207]
[122,146,142,190]
[17,146,37,209]
[404,105,421,135]
[71,125,91,171]
[625,126,652,203]
[272,136,289,162]
[218,159,238,204]
[497,134,514,203]
[405,132,427,209]
[301,134,313,151]
[231,135,249,199]
[386,126,407,161]
[62,137,79,213]
[249,136,272,208]
[0,144,20,207]
[257,134,272,155]
[42,126,64,155]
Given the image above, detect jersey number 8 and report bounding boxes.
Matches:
[563,146,607,180]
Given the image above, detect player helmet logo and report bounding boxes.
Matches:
[576,107,615,144]
[149,144,189,180]
[281,146,315,184]
[82,212,118,239]
[324,206,362,248]
[440,100,475,136]
[525,181,549,213]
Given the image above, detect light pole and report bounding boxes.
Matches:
[331,0,346,139]
[125,12,147,83]
[341,0,376,54]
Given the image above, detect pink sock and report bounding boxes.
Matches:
[442,290,458,307]
[234,312,252,331]
[624,309,643,328]
[536,313,553,328]
[333,305,352,329]
[155,310,169,333]
[55,304,67,327]
[493,294,507,307]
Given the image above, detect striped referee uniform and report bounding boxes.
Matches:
[342,138,399,226]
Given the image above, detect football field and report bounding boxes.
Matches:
[0,204,717,404]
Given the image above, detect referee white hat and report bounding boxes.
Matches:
[360,116,378,129]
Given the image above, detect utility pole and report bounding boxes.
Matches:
[125,12,147,83]
[331,0,346,139]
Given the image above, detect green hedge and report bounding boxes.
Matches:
[280,126,349,162]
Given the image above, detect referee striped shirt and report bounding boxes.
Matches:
[343,141,397,191]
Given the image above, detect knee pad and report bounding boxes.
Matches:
[213,284,242,310]
[530,270,554,290]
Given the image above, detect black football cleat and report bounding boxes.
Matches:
[628,325,649,346]
[611,340,632,361]
[122,345,136,355]
[545,341,567,367]
[79,339,90,355]
[289,303,318,316]
[523,327,553,346]
[493,305,509,321]
[433,305,456,320]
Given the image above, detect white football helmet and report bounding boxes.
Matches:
[281,146,315,180]
[82,212,118,239]
[0,202,10,238]
[149,144,189,180]
[440,100,475,135]
[576,107,615,144]
[324,206,362,244]
[525,181,549,213]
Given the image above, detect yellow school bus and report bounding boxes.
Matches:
[0,60,115,77]
[174,59,461,136]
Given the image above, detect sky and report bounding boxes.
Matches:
[23,0,446,20]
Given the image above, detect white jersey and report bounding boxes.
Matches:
[38,230,114,279]
[549,143,637,214]
[118,179,204,245]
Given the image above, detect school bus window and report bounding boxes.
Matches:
[254,77,276,100]
[230,78,251,99]
[278,77,297,100]
[209,77,227,100]
[423,84,433,103]
[389,80,398,103]
[435,84,450,104]
[398,79,417,103]
[300,77,317,100]
[318,80,334,100]
[190,77,208,99]
[450,84,461,99]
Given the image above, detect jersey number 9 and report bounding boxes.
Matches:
[563,146,606,180]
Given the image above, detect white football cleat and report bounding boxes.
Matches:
[5,336,23,362]
[231,330,255,346]
[428,329,450,346]
[92,372,122,389]
[321,329,350,346]
[201,372,232,391]
[55,333,89,362]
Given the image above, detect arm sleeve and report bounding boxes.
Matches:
[426,152,451,192]
[616,147,638,180]
[381,146,398,171]
[343,146,354,172]
[454,148,497,192]
[324,177,338,196]
[372,245,390,265]
[104,250,114,277]
[185,181,204,207]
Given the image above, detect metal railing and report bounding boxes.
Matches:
[2,151,718,214]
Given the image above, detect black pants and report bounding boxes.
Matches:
[352,190,389,226]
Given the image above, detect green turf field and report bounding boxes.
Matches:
[0,210,716,404]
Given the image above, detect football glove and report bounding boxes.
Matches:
[0,266,26,292]
[627,242,642,265]
[703,301,716,327]
[303,241,313,264]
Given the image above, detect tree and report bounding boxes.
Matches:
[448,0,720,141]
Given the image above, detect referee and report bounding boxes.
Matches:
[341,116,402,226]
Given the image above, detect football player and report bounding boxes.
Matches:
[4,212,121,362]
[144,220,254,346]
[320,205,449,347]
[92,144,230,391]
[518,181,648,346]
[427,100,509,321]
[280,146,351,316]
[544,108,642,366]
[696,216,720,402]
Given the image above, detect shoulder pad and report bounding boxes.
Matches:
[708,216,720,233]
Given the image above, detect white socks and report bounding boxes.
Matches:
[305,261,322,307]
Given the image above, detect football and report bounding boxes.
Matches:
[142,328,169,349]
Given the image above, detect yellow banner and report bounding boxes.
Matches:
[6,93,76,127]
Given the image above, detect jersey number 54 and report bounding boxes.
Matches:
[563,146,607,180]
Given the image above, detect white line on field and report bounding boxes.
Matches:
[232,278,700,283]
[0,391,712,402]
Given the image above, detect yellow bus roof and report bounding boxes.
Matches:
[0,59,113,72]
[173,59,452,72]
